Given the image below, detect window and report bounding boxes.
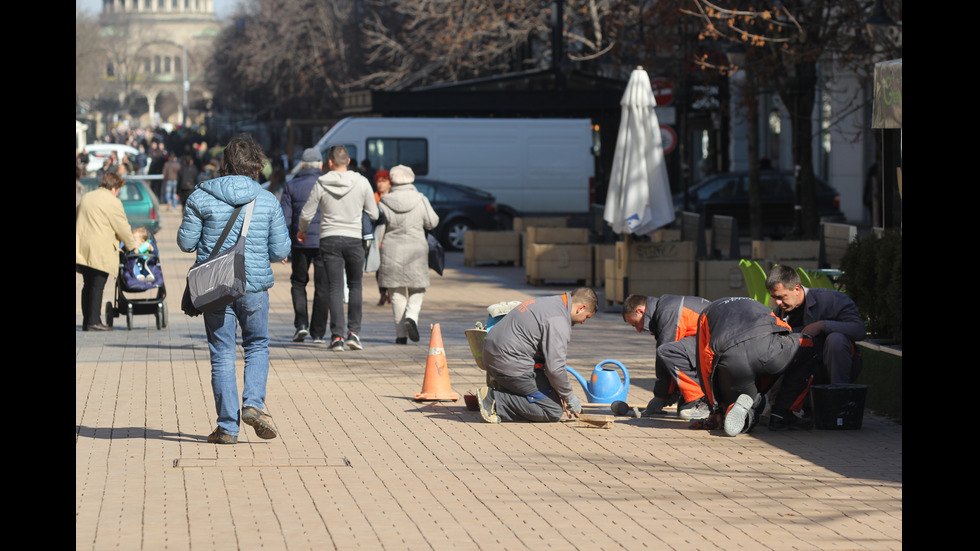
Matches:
[365,138,428,175]
[697,175,742,201]
[120,182,143,202]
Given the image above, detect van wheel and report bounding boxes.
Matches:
[443,219,471,251]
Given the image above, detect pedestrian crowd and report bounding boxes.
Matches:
[78,131,867,444]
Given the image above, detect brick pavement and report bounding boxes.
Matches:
[76,207,902,550]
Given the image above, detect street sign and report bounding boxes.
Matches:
[651,77,674,107]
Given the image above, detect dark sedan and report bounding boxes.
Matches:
[411,178,516,250]
[673,170,843,235]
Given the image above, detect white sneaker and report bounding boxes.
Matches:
[724,394,755,436]
[678,400,711,420]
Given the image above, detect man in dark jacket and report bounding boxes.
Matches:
[766,265,866,431]
[622,294,711,420]
[766,265,866,385]
[280,148,327,343]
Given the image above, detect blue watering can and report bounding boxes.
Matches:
[566,360,630,403]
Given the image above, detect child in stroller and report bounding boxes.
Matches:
[109,227,168,329]
[121,228,163,292]
[131,227,156,283]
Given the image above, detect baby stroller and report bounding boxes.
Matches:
[105,231,168,330]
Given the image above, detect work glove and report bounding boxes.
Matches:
[565,393,582,414]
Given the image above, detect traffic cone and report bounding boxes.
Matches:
[414,323,460,401]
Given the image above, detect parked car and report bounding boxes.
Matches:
[84,143,141,174]
[672,170,843,235]
[411,178,517,251]
[80,175,162,234]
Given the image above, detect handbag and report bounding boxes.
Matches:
[363,237,381,273]
[427,232,445,276]
[184,200,254,314]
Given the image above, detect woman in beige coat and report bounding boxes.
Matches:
[377,165,439,343]
[76,172,137,331]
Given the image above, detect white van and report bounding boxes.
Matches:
[307,117,596,216]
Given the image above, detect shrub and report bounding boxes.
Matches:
[840,229,902,343]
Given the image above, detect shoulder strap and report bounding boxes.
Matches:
[209,200,255,259]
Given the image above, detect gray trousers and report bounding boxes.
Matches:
[654,337,704,404]
[489,369,564,423]
[712,333,801,411]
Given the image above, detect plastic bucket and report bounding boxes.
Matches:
[810,384,870,430]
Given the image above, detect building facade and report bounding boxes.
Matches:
[96,0,220,129]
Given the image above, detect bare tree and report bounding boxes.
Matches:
[355,0,549,90]
[209,0,358,118]
[76,4,108,105]
[684,0,901,238]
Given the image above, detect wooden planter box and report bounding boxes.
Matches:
[525,226,589,245]
[820,222,857,269]
[751,240,821,271]
[697,260,748,300]
[464,231,522,266]
[592,244,616,287]
[525,243,592,285]
[604,258,623,305]
[615,241,696,297]
[513,217,568,232]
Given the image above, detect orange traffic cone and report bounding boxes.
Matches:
[414,323,460,401]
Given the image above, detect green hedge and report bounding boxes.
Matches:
[840,229,902,343]
[854,345,902,424]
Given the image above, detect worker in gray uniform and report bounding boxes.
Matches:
[477,288,598,423]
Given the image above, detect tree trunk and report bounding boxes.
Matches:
[745,69,763,240]
[782,61,819,239]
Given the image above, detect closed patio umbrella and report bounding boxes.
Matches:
[603,67,674,236]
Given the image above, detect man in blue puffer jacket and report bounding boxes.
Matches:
[178,134,291,445]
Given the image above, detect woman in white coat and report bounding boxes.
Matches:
[377,165,439,343]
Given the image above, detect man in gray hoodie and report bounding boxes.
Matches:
[298,146,378,351]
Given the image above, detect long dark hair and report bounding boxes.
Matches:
[217,134,265,180]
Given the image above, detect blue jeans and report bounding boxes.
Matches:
[203,291,271,435]
[164,180,178,207]
[317,236,364,339]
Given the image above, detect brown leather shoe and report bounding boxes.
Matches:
[84,323,112,332]
[207,427,238,444]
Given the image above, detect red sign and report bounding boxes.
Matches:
[660,125,677,155]
[651,77,674,107]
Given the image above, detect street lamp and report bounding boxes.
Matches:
[863,0,899,50]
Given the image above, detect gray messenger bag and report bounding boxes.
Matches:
[184,200,254,314]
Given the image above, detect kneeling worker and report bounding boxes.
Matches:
[622,293,711,419]
[478,288,598,423]
[696,297,816,436]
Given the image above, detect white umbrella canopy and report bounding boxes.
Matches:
[603,67,674,236]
